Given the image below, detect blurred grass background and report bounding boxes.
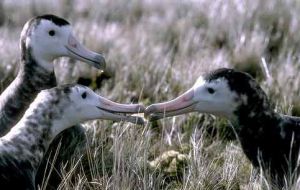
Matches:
[1,0,300,189]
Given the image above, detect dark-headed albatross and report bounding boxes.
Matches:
[0,15,105,188]
[146,68,300,187]
[0,84,144,189]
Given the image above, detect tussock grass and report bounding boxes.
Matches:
[1,0,300,189]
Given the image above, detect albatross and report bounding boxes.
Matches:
[0,14,105,188]
[146,68,300,187]
[0,84,144,189]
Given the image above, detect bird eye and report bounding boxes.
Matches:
[48,30,55,36]
[81,92,87,99]
[207,87,215,94]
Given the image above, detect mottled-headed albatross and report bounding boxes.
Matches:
[146,68,300,187]
[0,15,105,188]
[0,84,144,189]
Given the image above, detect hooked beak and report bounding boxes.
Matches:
[145,89,197,120]
[97,96,145,125]
[65,34,106,70]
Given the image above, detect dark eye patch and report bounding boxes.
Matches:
[48,30,55,36]
[81,92,87,99]
[207,87,215,94]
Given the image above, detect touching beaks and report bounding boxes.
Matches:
[66,34,106,70]
[145,89,197,120]
[97,96,145,125]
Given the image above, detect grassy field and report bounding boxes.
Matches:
[1,0,300,189]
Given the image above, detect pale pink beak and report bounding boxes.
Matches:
[97,96,145,124]
[145,89,196,120]
[66,34,106,70]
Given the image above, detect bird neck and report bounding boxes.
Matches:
[232,107,280,135]
[230,104,282,166]
[1,96,72,171]
[0,46,57,136]
[230,89,278,134]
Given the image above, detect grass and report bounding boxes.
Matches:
[1,0,300,189]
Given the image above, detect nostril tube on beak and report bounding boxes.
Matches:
[68,35,77,48]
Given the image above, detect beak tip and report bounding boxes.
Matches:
[149,114,161,121]
[145,105,156,115]
[137,104,145,112]
[96,55,106,70]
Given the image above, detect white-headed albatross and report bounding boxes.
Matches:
[0,15,105,188]
[146,68,300,187]
[0,14,105,133]
[0,84,144,189]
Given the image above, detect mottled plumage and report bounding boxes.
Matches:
[0,86,73,189]
[0,14,105,188]
[146,68,300,186]
[0,84,144,189]
[0,48,56,133]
